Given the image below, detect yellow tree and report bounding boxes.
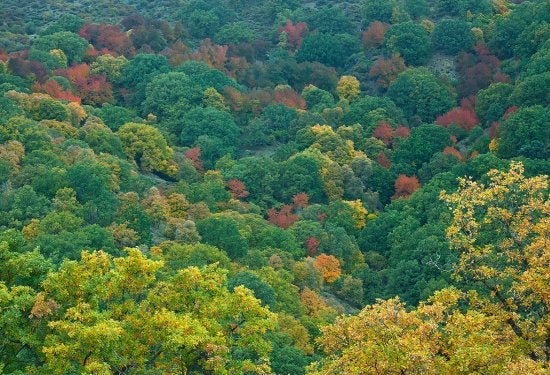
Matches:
[441,161,549,364]
[336,75,360,102]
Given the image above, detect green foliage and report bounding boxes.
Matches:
[196,215,249,259]
[497,105,550,160]
[384,22,432,66]
[31,32,89,64]
[387,68,455,124]
[296,33,360,68]
[431,19,474,55]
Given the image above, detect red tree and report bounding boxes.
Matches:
[362,21,388,49]
[392,175,420,200]
[377,152,392,169]
[443,146,464,161]
[306,237,320,256]
[184,147,204,172]
[274,86,306,109]
[292,192,310,209]
[372,121,393,145]
[280,20,308,51]
[369,54,406,90]
[227,179,249,199]
[436,107,479,131]
[394,125,410,139]
[79,24,135,57]
[268,205,299,229]
[33,80,81,104]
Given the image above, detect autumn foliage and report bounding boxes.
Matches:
[392,175,421,200]
[369,54,406,90]
[227,179,249,199]
[362,21,388,49]
[280,20,308,51]
[314,254,341,283]
[268,205,299,229]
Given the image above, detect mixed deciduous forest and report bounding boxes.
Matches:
[0,0,548,373]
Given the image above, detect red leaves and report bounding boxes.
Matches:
[58,64,112,105]
[369,54,406,90]
[79,23,135,57]
[436,107,479,131]
[306,237,320,256]
[377,152,392,169]
[292,192,310,209]
[268,205,299,229]
[227,179,249,199]
[184,147,204,172]
[392,174,420,200]
[457,43,509,97]
[362,21,389,49]
[280,20,308,51]
[372,121,411,146]
[372,121,393,145]
[443,146,464,161]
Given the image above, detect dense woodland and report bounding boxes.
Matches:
[0,0,549,373]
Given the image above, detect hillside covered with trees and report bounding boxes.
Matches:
[0,0,549,373]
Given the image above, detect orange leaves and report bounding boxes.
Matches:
[273,85,306,110]
[58,63,113,105]
[392,174,421,200]
[34,80,81,104]
[443,146,464,161]
[313,254,341,283]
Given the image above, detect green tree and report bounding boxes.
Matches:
[431,19,474,55]
[387,68,455,124]
[384,22,432,66]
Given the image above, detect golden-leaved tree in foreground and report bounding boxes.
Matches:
[309,162,549,374]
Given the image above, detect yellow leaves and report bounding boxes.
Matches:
[336,75,360,102]
[0,140,25,171]
[343,199,368,229]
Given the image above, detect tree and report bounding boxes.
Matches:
[384,22,432,66]
[362,0,396,25]
[279,20,308,51]
[31,32,89,64]
[179,107,240,149]
[392,174,421,199]
[362,21,388,49]
[369,54,406,90]
[336,75,360,102]
[142,72,202,121]
[117,122,178,176]
[314,254,341,283]
[387,68,455,124]
[228,271,276,307]
[441,162,549,365]
[496,105,550,159]
[296,33,360,68]
[196,215,248,259]
[431,19,474,55]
